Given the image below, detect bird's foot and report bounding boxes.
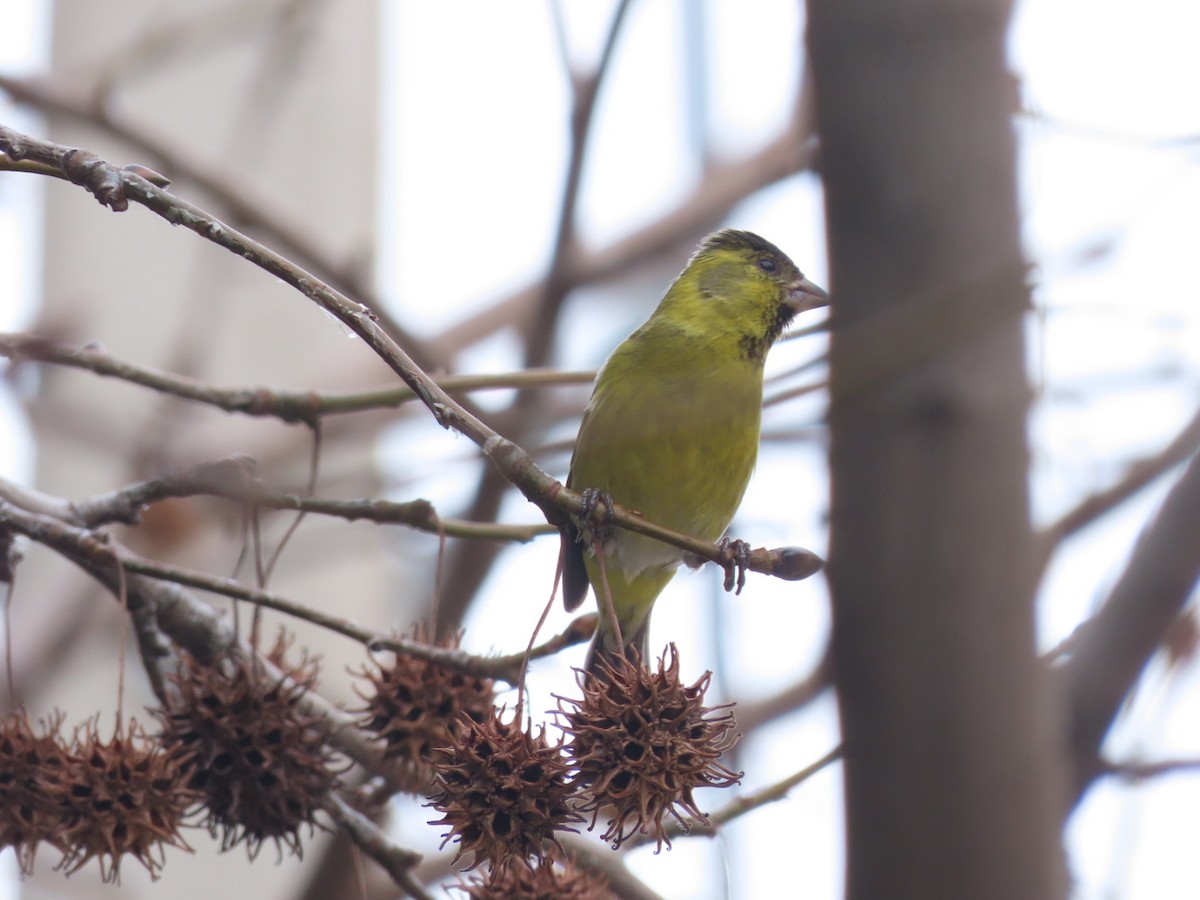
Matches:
[579,487,616,544]
[717,537,752,595]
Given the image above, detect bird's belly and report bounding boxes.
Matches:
[609,531,684,579]
[598,418,757,578]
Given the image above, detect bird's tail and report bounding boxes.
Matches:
[583,613,651,681]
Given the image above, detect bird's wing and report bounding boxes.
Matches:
[562,396,597,613]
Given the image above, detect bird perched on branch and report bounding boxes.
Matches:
[560,229,828,676]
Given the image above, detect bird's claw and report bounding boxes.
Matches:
[718,537,752,595]
[580,487,615,543]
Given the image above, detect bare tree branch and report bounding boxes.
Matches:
[325,795,434,900]
[525,0,632,368]
[0,456,552,541]
[557,836,667,900]
[1037,405,1200,576]
[1100,757,1200,782]
[734,642,833,735]
[1065,449,1200,801]
[642,745,843,846]
[0,493,592,684]
[0,497,392,772]
[0,331,593,422]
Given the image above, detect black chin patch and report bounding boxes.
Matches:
[740,303,798,361]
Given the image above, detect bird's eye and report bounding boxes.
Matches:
[758,258,776,273]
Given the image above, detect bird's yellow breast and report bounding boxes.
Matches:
[568,321,763,577]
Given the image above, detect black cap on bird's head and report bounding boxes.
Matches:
[696,228,787,258]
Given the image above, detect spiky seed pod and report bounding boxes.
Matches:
[56,718,196,883]
[557,645,742,850]
[0,709,71,874]
[355,625,494,788]
[427,710,583,871]
[153,633,341,860]
[452,854,612,899]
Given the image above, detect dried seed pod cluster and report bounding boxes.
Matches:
[0,710,194,883]
[0,709,72,874]
[453,853,611,899]
[0,631,343,882]
[154,634,341,860]
[355,626,494,787]
[57,718,197,881]
[427,711,583,871]
[428,641,742,896]
[0,611,744,893]
[557,645,743,850]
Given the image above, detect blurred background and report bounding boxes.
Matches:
[1,0,1198,897]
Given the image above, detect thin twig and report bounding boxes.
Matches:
[764,379,828,408]
[525,0,633,368]
[0,332,593,421]
[127,594,172,705]
[1065,448,1200,801]
[1100,757,1200,782]
[325,795,434,900]
[735,642,833,735]
[261,419,321,584]
[629,745,843,848]
[557,836,667,900]
[0,489,589,683]
[0,456,552,541]
[1037,405,1200,576]
[0,498,386,768]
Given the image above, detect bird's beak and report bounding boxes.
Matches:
[785,275,829,313]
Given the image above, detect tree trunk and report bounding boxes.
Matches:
[808,1,1068,897]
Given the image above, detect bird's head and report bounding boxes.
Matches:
[659,229,828,361]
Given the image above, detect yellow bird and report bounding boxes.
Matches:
[561,229,827,675]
